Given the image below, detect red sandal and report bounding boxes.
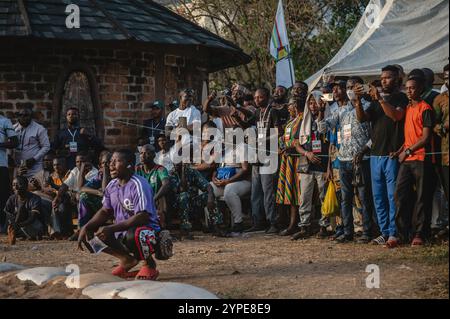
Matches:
[112,266,139,279]
[135,265,159,281]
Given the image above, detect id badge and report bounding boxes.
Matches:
[150,175,157,184]
[258,126,265,139]
[149,136,155,145]
[343,124,352,140]
[312,140,322,153]
[69,142,78,153]
[285,127,291,141]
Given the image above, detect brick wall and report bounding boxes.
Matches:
[0,41,208,150]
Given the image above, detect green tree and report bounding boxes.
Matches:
[171,0,369,89]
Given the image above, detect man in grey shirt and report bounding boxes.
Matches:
[14,107,50,179]
[0,113,18,232]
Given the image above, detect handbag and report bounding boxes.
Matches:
[216,166,237,180]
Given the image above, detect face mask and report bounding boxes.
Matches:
[347,90,356,101]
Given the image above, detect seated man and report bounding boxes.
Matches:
[53,152,98,234]
[169,161,224,239]
[136,145,171,229]
[4,176,45,242]
[78,149,171,280]
[155,135,175,172]
[75,152,112,240]
[26,151,55,199]
[42,157,73,238]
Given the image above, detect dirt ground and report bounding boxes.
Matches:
[0,232,448,299]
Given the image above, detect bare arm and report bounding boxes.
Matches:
[202,92,219,116]
[408,127,433,153]
[154,178,171,202]
[355,99,370,123]
[225,161,250,184]
[379,100,405,122]
[83,207,114,232]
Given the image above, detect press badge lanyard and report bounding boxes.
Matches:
[150,119,163,144]
[19,126,28,151]
[68,129,78,142]
[68,129,78,153]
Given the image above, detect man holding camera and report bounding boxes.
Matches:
[319,79,373,244]
[355,65,409,247]
[203,84,255,130]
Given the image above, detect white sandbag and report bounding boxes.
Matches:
[82,281,142,299]
[16,267,67,286]
[65,273,124,289]
[119,281,218,299]
[82,281,218,299]
[0,263,25,273]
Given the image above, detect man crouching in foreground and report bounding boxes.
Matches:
[78,149,172,280]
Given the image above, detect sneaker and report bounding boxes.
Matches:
[385,236,399,248]
[279,227,299,236]
[335,234,353,243]
[265,225,279,235]
[372,235,388,245]
[291,227,310,240]
[357,235,371,244]
[155,230,173,260]
[244,224,266,233]
[411,235,424,247]
[230,222,245,233]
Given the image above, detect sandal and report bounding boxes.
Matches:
[112,266,139,279]
[135,265,160,281]
[385,237,399,249]
[411,236,424,247]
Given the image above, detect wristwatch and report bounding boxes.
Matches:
[405,148,412,156]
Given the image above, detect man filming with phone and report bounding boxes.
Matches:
[354,65,409,247]
[165,89,202,139]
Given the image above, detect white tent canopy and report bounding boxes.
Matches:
[305,0,449,89]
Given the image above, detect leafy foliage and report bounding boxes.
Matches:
[170,0,369,89]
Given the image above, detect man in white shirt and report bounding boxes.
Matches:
[155,135,175,172]
[165,89,202,145]
[13,107,51,178]
[0,113,19,233]
[53,152,98,208]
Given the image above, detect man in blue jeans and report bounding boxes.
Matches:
[355,65,409,246]
[320,79,373,243]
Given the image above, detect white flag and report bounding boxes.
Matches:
[270,0,295,88]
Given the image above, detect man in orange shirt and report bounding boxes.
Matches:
[393,74,435,247]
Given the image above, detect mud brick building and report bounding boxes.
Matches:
[0,0,250,148]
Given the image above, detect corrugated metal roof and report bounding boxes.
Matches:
[0,0,251,71]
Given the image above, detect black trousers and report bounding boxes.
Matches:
[395,161,434,241]
[0,167,11,227]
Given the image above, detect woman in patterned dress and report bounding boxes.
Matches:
[276,98,303,236]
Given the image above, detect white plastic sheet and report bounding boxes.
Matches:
[16,267,67,286]
[306,0,449,88]
[82,281,218,299]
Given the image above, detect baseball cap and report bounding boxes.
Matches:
[151,100,164,110]
[169,100,179,110]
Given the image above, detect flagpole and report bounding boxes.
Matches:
[287,49,294,88]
